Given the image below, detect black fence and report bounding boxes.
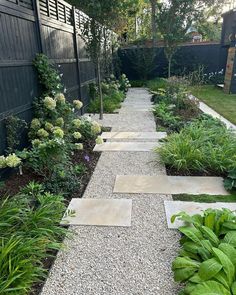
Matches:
[119,43,228,80]
[0,0,108,154]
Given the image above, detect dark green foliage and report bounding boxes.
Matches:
[5,116,27,153]
[0,182,68,295]
[33,54,63,96]
[224,168,236,192]
[172,209,236,294]
[130,80,146,87]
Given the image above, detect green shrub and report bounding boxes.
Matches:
[172,209,236,294]
[0,182,68,294]
[153,102,183,132]
[130,80,146,87]
[88,97,121,113]
[147,78,168,92]
[157,118,236,175]
[224,168,236,192]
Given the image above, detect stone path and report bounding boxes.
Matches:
[93,141,159,152]
[41,88,180,295]
[114,175,228,195]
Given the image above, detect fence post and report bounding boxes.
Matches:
[72,7,83,111]
[33,0,45,53]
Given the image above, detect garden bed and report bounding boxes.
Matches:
[0,139,101,200]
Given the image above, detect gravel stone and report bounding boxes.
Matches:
[41,88,180,295]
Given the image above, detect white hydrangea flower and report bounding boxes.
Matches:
[73,100,83,110]
[96,136,104,145]
[5,154,21,168]
[55,93,66,104]
[75,143,83,150]
[44,96,56,110]
[73,132,82,139]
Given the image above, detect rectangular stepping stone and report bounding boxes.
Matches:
[61,199,132,227]
[113,175,228,195]
[101,132,166,140]
[164,201,236,229]
[94,142,158,152]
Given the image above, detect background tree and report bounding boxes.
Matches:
[157,0,228,78]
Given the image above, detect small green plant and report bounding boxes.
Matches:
[224,168,236,192]
[153,102,182,132]
[172,209,236,295]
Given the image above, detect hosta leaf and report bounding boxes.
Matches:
[214,270,230,289]
[190,280,231,295]
[183,282,197,294]
[171,212,195,224]
[212,247,235,286]
[231,281,236,295]
[199,226,219,247]
[219,243,236,266]
[204,212,216,231]
[183,241,200,254]
[174,267,197,282]
[223,231,236,247]
[179,226,203,244]
[198,247,211,261]
[179,249,200,261]
[224,178,234,191]
[200,239,214,253]
[189,274,203,284]
[172,257,200,270]
[198,258,222,281]
[223,221,236,230]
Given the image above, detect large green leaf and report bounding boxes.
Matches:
[214,270,230,289]
[219,243,236,266]
[172,257,200,270]
[204,211,216,231]
[231,281,236,295]
[198,258,222,281]
[183,241,200,254]
[224,231,236,247]
[179,249,200,261]
[179,226,203,244]
[174,267,197,282]
[223,222,236,230]
[212,247,235,286]
[198,247,211,261]
[199,226,219,247]
[190,280,231,295]
[200,239,214,253]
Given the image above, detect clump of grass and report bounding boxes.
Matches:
[0,182,68,294]
[157,117,236,176]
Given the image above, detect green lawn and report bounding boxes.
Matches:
[173,193,236,203]
[191,85,236,125]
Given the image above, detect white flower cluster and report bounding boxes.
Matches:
[0,154,22,169]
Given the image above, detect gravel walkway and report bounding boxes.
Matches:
[41,88,180,295]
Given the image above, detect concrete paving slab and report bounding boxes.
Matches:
[101,132,166,140]
[113,175,228,195]
[164,200,236,229]
[94,142,158,152]
[61,198,132,227]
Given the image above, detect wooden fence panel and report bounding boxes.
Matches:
[0,0,101,154]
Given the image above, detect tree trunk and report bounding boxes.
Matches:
[97,59,103,120]
[150,0,157,47]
